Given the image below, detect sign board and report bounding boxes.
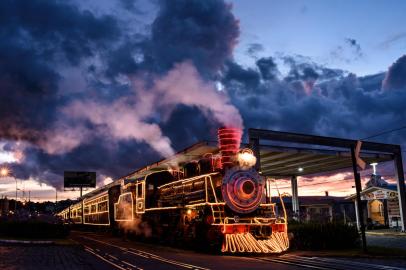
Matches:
[361,189,397,200]
[355,141,366,170]
[64,171,96,188]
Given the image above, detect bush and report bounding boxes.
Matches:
[289,222,360,250]
[0,220,69,239]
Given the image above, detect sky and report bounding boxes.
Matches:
[232,0,406,76]
[0,0,406,202]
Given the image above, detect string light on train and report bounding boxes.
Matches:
[221,232,289,253]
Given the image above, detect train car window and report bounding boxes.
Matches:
[184,162,198,178]
[84,207,89,214]
[137,183,143,197]
[91,204,96,213]
[148,184,154,191]
[98,201,108,212]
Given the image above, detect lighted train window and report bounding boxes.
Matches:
[98,201,108,212]
[91,204,96,213]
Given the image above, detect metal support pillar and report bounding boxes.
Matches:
[383,199,389,227]
[354,199,360,230]
[394,149,406,232]
[351,146,367,252]
[291,175,299,220]
[14,177,17,212]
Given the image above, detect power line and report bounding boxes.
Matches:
[362,125,406,140]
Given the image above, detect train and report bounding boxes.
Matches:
[57,128,289,253]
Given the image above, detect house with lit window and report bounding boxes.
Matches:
[280,195,356,223]
[347,174,401,229]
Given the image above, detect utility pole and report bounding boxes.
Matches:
[15,176,17,212]
[351,146,367,252]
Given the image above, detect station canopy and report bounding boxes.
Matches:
[82,134,393,199]
[123,139,393,179]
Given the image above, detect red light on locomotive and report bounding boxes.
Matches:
[217,127,242,168]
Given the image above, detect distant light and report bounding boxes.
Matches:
[370,162,378,175]
[298,167,304,172]
[186,209,192,215]
[0,167,9,177]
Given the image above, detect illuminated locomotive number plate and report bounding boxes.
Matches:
[222,167,264,214]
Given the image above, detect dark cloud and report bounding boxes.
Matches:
[256,57,278,80]
[382,55,406,90]
[379,32,406,49]
[143,0,239,77]
[119,0,142,12]
[225,54,406,150]
[224,61,260,92]
[330,38,363,63]
[11,139,159,188]
[345,38,363,58]
[246,43,264,58]
[0,0,121,144]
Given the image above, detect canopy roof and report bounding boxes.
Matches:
[258,144,392,177]
[82,129,398,199]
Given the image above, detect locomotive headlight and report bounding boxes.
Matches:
[237,149,257,169]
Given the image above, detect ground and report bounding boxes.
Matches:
[0,230,405,270]
[0,244,111,270]
[367,232,406,250]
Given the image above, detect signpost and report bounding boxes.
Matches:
[64,171,96,197]
[355,141,366,170]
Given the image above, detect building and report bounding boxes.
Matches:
[281,196,356,223]
[347,174,402,229]
[0,197,9,216]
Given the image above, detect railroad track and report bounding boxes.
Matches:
[255,255,406,270]
[73,232,210,270]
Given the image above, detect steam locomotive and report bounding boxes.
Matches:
[58,128,289,253]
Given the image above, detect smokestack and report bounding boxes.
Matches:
[325,191,329,197]
[217,127,242,168]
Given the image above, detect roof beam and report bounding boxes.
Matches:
[249,128,400,153]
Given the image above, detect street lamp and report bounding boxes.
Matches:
[0,166,17,212]
[0,167,9,177]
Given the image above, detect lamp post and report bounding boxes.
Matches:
[0,167,17,212]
